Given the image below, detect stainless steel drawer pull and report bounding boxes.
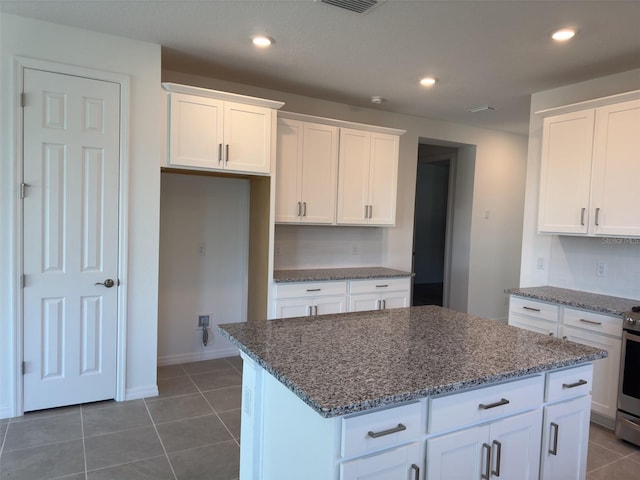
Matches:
[579,318,602,325]
[479,398,510,410]
[306,288,321,292]
[481,443,491,480]
[225,144,229,164]
[522,306,541,312]
[302,202,307,217]
[549,422,559,455]
[297,202,302,217]
[562,379,587,389]
[376,284,389,288]
[580,207,586,226]
[367,423,406,438]
[410,463,420,480]
[595,207,600,226]
[218,143,222,163]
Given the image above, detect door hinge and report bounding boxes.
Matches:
[20,92,26,107]
[20,183,28,199]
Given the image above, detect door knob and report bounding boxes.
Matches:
[95,279,116,288]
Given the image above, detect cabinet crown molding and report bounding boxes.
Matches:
[535,88,640,117]
[279,111,406,136]
[162,82,285,110]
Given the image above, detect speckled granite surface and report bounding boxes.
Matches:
[218,305,605,418]
[505,286,639,316]
[273,267,412,283]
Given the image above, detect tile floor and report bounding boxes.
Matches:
[1,355,639,479]
[0,357,243,480]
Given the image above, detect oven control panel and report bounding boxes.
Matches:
[623,306,640,332]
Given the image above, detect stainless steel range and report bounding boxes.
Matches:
[615,307,640,446]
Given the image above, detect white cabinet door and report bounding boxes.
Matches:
[337,128,371,225]
[340,443,422,480]
[223,102,271,174]
[315,295,348,316]
[275,118,303,222]
[561,325,621,419]
[349,293,381,312]
[591,99,640,236]
[273,298,312,319]
[300,122,339,224]
[538,109,594,235]
[168,92,223,169]
[541,395,591,480]
[490,409,542,480]
[427,424,488,480]
[368,133,399,226]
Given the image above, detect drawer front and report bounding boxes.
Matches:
[428,375,544,433]
[341,402,422,458]
[509,313,559,337]
[563,308,622,338]
[349,277,411,294]
[545,364,593,403]
[509,296,559,322]
[274,281,348,299]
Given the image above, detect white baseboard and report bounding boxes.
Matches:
[125,385,159,401]
[0,405,13,420]
[157,346,240,367]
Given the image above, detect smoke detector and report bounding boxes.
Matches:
[370,96,384,104]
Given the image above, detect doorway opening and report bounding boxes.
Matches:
[412,144,458,307]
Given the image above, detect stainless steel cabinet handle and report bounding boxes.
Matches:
[562,379,587,389]
[369,205,373,218]
[364,205,368,219]
[225,144,229,164]
[595,207,600,226]
[549,332,554,336]
[522,306,541,312]
[308,306,312,316]
[367,423,406,438]
[581,207,586,226]
[491,440,502,477]
[481,443,491,480]
[95,279,115,288]
[302,202,307,217]
[382,299,386,309]
[314,305,318,316]
[297,202,302,217]
[218,143,222,164]
[376,284,389,288]
[479,398,510,410]
[410,463,420,480]
[376,299,381,310]
[306,288,321,292]
[549,422,559,455]
[579,318,602,325]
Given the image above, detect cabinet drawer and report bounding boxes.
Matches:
[349,277,411,294]
[274,281,348,299]
[509,313,558,337]
[341,402,422,458]
[428,375,544,433]
[563,308,622,338]
[545,364,593,403]
[509,296,559,322]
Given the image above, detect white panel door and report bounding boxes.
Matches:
[275,118,303,222]
[340,443,422,480]
[490,409,542,480]
[337,128,370,225]
[591,99,640,236]
[368,133,399,226]
[427,424,487,479]
[224,101,271,173]
[23,69,120,411]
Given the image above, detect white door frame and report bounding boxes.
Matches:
[12,56,130,416]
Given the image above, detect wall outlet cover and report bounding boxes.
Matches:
[198,314,210,327]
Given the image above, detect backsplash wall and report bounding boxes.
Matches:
[274,225,384,269]
[548,235,640,300]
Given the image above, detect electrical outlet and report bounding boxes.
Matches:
[198,243,206,257]
[596,262,607,277]
[198,314,210,328]
[537,257,544,270]
[351,244,359,256]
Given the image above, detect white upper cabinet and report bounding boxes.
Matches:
[163,83,283,175]
[337,128,399,226]
[538,95,640,237]
[275,118,339,224]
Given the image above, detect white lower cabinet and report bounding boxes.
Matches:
[427,409,542,480]
[274,295,347,319]
[540,395,591,480]
[340,443,423,480]
[349,278,411,312]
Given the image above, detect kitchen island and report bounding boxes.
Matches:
[218,305,606,480]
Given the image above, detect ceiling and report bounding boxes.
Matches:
[3,0,640,136]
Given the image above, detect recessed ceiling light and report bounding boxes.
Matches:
[370,96,384,104]
[252,35,273,48]
[552,29,576,42]
[420,77,437,87]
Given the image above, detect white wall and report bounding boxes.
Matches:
[520,68,640,301]
[0,14,161,417]
[162,70,528,321]
[158,173,247,364]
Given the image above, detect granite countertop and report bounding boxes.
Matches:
[505,286,639,316]
[273,267,413,283]
[218,305,605,418]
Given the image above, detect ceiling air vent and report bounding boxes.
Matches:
[320,0,381,14]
